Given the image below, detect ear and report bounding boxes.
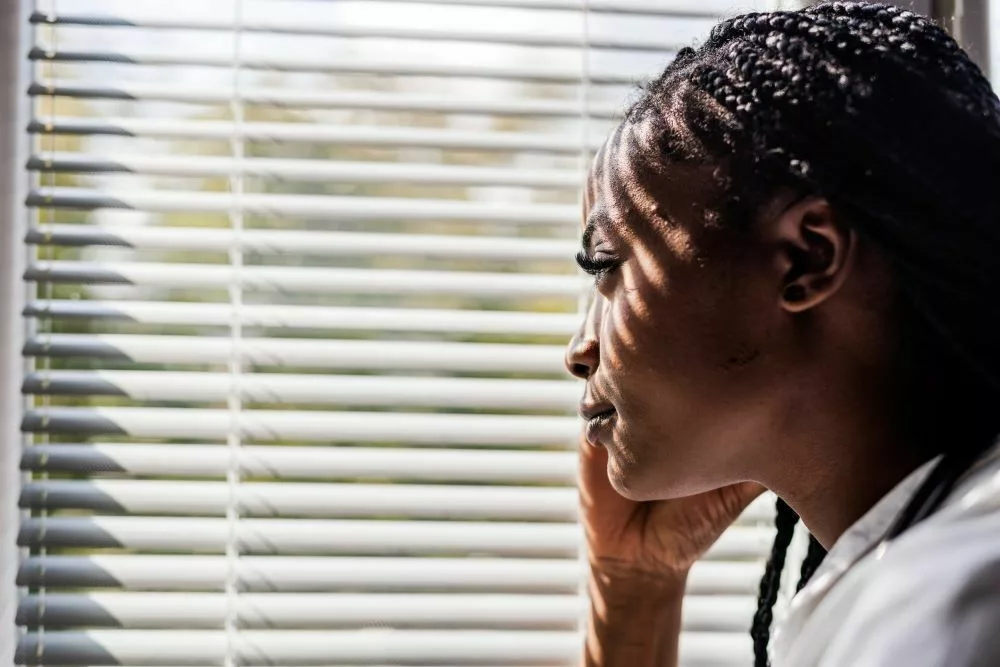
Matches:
[770,197,857,314]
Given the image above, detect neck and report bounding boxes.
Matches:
[756,372,937,550]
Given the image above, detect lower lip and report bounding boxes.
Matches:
[585,410,616,447]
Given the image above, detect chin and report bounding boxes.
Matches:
[605,443,707,501]
[605,450,664,501]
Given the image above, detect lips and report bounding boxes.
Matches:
[579,402,615,421]
[580,402,616,446]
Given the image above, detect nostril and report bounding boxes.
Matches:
[566,336,599,378]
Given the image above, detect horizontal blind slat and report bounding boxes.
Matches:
[30,11,688,52]
[15,629,583,665]
[18,516,772,559]
[30,46,640,83]
[29,82,623,118]
[20,480,578,520]
[23,335,569,373]
[16,629,750,665]
[24,367,573,400]
[19,478,775,524]
[25,301,580,335]
[17,555,583,593]
[17,592,583,630]
[27,224,577,259]
[27,0,733,18]
[23,370,579,409]
[28,119,604,154]
[18,516,583,556]
[17,555,761,594]
[268,0,724,16]
[20,444,578,483]
[21,407,579,444]
[18,592,753,632]
[27,154,582,187]
[26,262,583,297]
[25,189,578,225]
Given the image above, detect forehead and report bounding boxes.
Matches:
[586,121,660,207]
[583,122,657,235]
[584,119,721,238]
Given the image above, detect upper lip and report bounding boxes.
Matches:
[579,402,615,421]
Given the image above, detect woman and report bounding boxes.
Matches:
[566,3,1000,666]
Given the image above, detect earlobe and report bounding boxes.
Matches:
[773,197,856,314]
[782,284,808,305]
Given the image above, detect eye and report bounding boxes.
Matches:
[575,250,621,282]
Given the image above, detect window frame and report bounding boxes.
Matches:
[1,1,33,665]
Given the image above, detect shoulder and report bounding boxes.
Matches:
[819,503,1000,667]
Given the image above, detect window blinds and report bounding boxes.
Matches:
[10,1,782,665]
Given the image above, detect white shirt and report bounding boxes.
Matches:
[771,442,1000,667]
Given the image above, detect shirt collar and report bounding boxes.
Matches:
[770,455,940,658]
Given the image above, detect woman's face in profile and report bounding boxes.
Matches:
[567,119,792,501]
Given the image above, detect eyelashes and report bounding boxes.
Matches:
[576,251,621,280]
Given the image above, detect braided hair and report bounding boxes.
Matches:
[622,3,1000,665]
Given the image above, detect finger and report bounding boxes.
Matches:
[720,481,768,519]
[735,481,767,504]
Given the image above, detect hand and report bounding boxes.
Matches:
[579,436,765,584]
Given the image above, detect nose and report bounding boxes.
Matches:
[565,334,599,379]
[565,292,602,379]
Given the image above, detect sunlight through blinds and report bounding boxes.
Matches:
[14,0,783,665]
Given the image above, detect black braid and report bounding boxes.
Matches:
[624,3,1000,665]
[751,498,799,667]
[752,503,829,667]
[796,535,828,593]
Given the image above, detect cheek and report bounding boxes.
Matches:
[600,260,762,402]
[599,273,646,355]
[598,271,672,390]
